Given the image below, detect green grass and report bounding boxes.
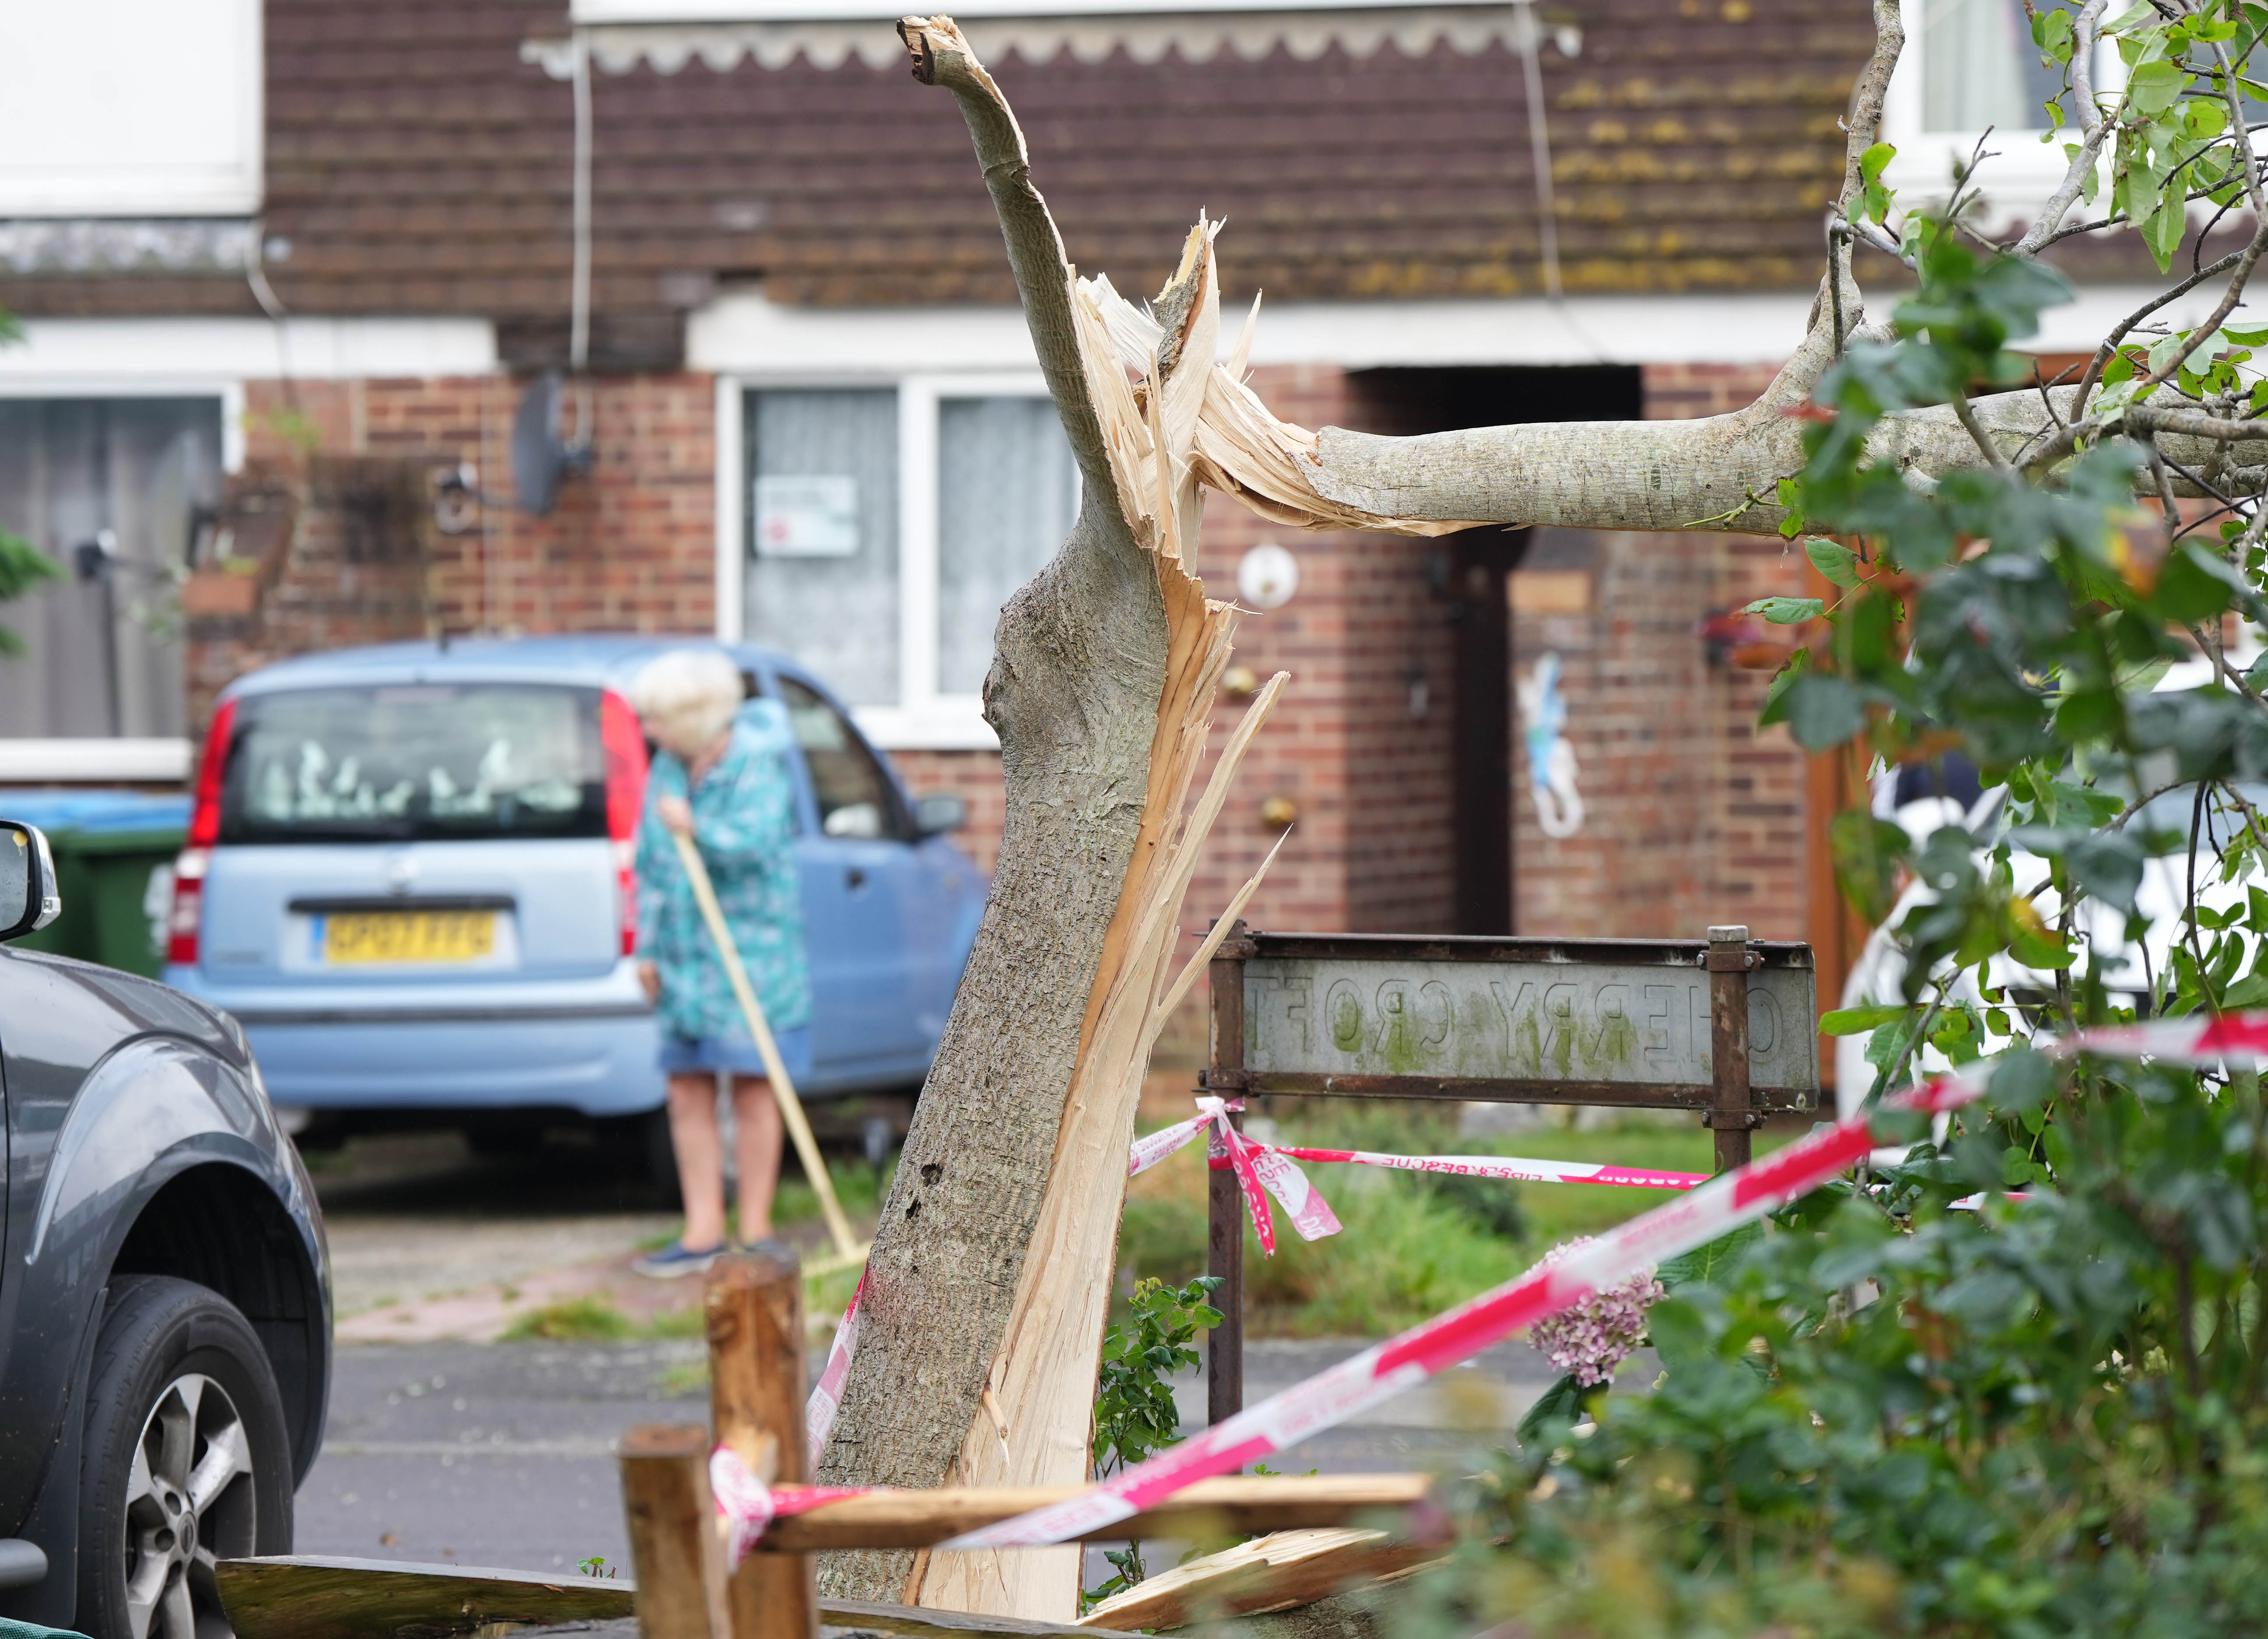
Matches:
[501,1296,715,1343]
[1119,1101,1796,1337]
[773,1152,895,1225]
[502,1296,638,1341]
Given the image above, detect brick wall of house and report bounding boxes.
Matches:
[1502,359,1812,945]
[187,373,716,724]
[1181,365,1461,942]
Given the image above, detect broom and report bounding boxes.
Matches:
[669,829,866,1273]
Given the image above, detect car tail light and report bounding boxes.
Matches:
[600,689,651,957]
[168,698,237,967]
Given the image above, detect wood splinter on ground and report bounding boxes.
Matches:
[1078,1529,1445,1632]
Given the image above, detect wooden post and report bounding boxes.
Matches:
[619,1424,730,1639]
[1204,921,1252,1429]
[1705,924,1756,1174]
[707,1249,817,1639]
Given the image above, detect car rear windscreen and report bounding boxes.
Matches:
[219,684,607,843]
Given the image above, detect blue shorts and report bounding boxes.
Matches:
[658,1025,813,1082]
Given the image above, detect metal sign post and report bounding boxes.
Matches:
[1199,923,1819,1424]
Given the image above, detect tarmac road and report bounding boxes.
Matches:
[295,1336,1583,1576]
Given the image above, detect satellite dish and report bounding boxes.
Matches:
[512,371,593,515]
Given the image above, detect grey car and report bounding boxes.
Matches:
[0,820,331,1639]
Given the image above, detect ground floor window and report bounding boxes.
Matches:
[740,378,1077,742]
[0,396,222,739]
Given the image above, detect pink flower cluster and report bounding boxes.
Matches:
[1528,1238,1665,1386]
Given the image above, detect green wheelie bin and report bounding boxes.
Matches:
[0,789,190,977]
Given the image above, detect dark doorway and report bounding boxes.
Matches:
[1446,527,1523,932]
[1347,366,1643,934]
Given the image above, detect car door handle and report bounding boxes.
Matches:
[846,867,867,891]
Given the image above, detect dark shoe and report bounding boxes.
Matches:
[632,1240,726,1279]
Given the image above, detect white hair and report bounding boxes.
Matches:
[631,649,744,753]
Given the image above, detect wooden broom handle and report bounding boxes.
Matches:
[669,830,861,1259]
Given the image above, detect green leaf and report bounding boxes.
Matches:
[1743,595,1826,625]
[2143,183,2188,269]
[1514,1373,1594,1444]
[1657,1222,1764,1289]
[1821,1003,1914,1035]
[2069,831,2147,912]
[2127,57,2185,115]
[1785,673,1867,749]
[1831,811,1912,925]
[1805,537,1863,588]
[1859,142,1897,224]
[2155,540,2258,623]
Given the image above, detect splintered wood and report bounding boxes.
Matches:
[1078,1528,1444,1632]
[916,215,1294,1622]
[887,17,1460,1621]
[1071,229,1480,540]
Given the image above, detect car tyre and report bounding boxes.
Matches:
[77,1276,294,1639]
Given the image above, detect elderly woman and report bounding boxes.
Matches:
[628,649,811,1277]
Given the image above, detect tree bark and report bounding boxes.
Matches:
[818,22,1279,1618]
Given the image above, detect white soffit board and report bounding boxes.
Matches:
[693,292,1821,373]
[694,287,2216,376]
[0,318,501,386]
[541,1,1543,74]
[0,0,263,218]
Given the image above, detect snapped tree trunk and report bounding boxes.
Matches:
[815,20,1328,1616]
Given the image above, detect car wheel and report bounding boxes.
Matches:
[77,1276,294,1639]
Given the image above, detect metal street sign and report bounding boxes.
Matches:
[1234,933,1819,1110]
[1197,925,1822,1431]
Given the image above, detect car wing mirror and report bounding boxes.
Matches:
[913,793,967,836]
[0,821,61,942]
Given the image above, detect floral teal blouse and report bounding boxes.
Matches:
[634,700,812,1041]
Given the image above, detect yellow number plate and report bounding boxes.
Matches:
[321,911,496,965]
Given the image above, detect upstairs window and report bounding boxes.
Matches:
[1885,0,2113,218]
[1921,0,2071,136]
[0,0,263,217]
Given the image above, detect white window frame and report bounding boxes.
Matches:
[1881,6,2123,226]
[716,368,1058,752]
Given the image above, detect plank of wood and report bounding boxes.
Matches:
[620,1424,732,1639]
[767,1474,1431,1551]
[216,1555,635,1639]
[709,1252,819,1639]
[1077,1530,1443,1632]
[214,1558,1099,1639]
[821,1596,1099,1639]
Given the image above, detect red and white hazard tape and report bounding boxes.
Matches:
[935,1007,2268,1550]
[806,1268,866,1466]
[711,1445,869,1569]
[1130,1095,1706,1256]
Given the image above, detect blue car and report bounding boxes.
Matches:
[162,636,987,1170]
